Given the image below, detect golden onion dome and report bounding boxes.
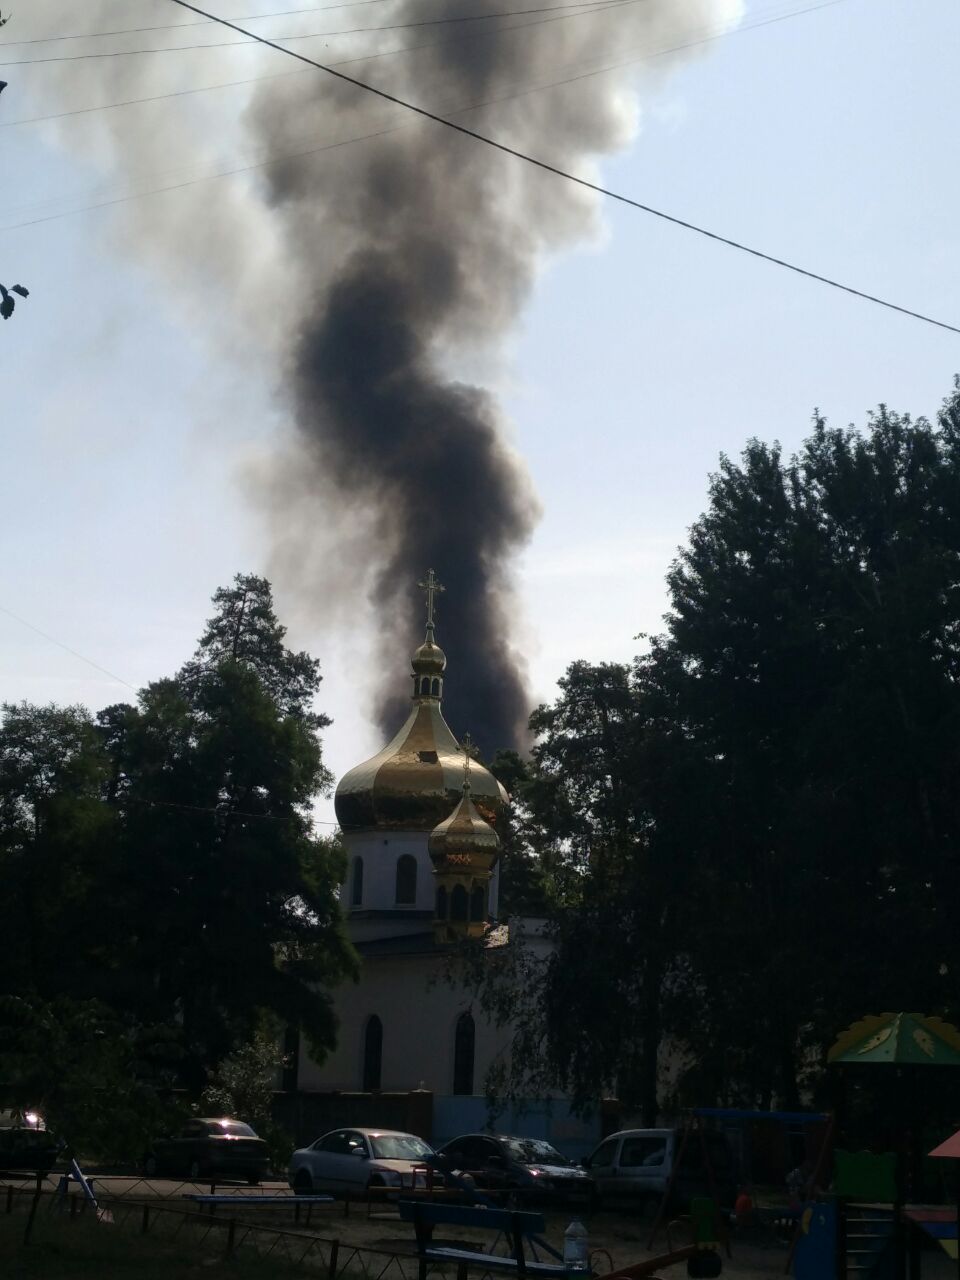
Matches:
[334,573,508,833]
[335,700,508,832]
[412,623,446,676]
[428,781,501,863]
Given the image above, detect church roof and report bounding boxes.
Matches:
[428,779,501,861]
[334,571,508,833]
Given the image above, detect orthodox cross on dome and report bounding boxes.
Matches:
[460,733,478,787]
[418,568,445,629]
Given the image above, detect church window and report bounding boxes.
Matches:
[431,678,441,696]
[420,677,431,695]
[351,857,364,906]
[453,1012,475,1095]
[451,884,468,921]
[395,854,417,905]
[362,1015,383,1091]
[470,885,485,922]
[436,886,448,919]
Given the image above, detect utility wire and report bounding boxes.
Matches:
[1,4,840,227]
[0,0,406,46]
[0,604,138,692]
[0,0,618,46]
[123,794,341,825]
[0,0,636,67]
[156,0,954,335]
[0,607,342,827]
[0,0,837,130]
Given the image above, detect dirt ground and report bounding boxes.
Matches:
[332,1200,791,1278]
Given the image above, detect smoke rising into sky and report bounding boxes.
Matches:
[24,0,742,753]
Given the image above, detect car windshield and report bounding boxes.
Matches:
[503,1139,569,1166]
[369,1134,434,1161]
[203,1120,257,1138]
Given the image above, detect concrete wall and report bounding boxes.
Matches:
[341,830,502,921]
[432,1096,603,1161]
[341,830,434,914]
[298,950,509,1095]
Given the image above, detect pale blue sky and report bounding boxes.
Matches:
[3,0,958,823]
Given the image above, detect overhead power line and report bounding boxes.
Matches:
[0,0,844,130]
[153,0,952,335]
[0,603,138,692]
[0,0,636,67]
[0,0,403,46]
[0,1,850,226]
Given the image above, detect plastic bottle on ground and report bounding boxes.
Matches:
[563,1219,589,1271]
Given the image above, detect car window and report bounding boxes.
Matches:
[502,1138,568,1166]
[588,1139,619,1167]
[203,1120,257,1138]
[456,1137,491,1161]
[369,1134,433,1160]
[345,1132,368,1156]
[180,1122,207,1139]
[621,1137,668,1168]
[319,1131,354,1155]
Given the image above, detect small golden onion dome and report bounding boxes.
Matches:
[412,623,446,676]
[428,781,501,864]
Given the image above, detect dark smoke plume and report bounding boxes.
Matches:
[29,0,742,751]
[292,259,536,750]
[249,0,741,751]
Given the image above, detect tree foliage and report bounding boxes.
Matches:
[0,575,355,1101]
[464,381,960,1116]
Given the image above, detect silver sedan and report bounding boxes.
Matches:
[288,1127,439,1195]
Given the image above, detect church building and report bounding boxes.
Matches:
[294,572,601,1154]
[297,572,512,1096]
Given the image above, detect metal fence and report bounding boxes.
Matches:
[1,1181,512,1280]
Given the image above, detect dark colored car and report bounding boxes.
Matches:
[436,1133,594,1205]
[144,1117,270,1184]
[0,1110,60,1172]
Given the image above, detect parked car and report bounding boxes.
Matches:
[143,1117,270,1183]
[289,1128,439,1196]
[583,1128,736,1210]
[0,1110,59,1172]
[436,1133,595,1206]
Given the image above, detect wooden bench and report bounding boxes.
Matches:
[398,1200,573,1280]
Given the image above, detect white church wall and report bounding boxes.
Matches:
[341,830,436,914]
[298,951,508,1095]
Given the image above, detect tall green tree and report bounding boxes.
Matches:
[0,703,118,1002]
[0,575,356,1096]
[102,575,355,1086]
[465,381,960,1117]
[646,384,960,1105]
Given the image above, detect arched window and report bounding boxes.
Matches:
[420,677,431,695]
[451,884,468,921]
[362,1015,382,1091]
[351,856,364,907]
[470,885,485,922]
[436,886,448,919]
[431,678,441,696]
[453,1012,475,1095]
[395,854,418,905]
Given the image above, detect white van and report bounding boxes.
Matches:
[584,1127,736,1209]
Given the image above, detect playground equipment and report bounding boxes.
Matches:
[790,1012,960,1280]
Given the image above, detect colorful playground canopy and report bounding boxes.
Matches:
[929,1128,960,1159]
[827,1012,960,1066]
[692,1108,829,1124]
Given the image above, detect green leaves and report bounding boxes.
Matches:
[0,284,29,320]
[0,576,355,1106]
